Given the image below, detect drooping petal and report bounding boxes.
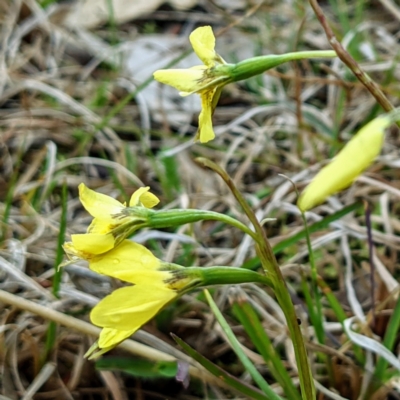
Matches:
[79,183,123,218]
[89,240,170,284]
[154,67,206,93]
[70,233,115,256]
[91,285,177,331]
[298,116,389,211]
[98,327,135,349]
[196,90,216,143]
[189,26,216,67]
[129,187,159,208]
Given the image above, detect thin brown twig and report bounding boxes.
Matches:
[308,0,398,122]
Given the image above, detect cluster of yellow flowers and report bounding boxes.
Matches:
[63,184,194,358]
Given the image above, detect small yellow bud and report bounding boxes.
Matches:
[298,116,390,211]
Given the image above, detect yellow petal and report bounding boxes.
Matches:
[71,233,115,256]
[139,191,159,208]
[129,187,159,208]
[79,183,123,218]
[197,91,215,143]
[153,67,206,93]
[89,240,170,284]
[189,26,216,67]
[298,116,389,211]
[98,328,135,349]
[90,284,176,331]
[87,216,116,234]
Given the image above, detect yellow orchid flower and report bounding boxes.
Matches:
[84,240,195,358]
[298,115,390,211]
[63,183,159,260]
[154,26,231,143]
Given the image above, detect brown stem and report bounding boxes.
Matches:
[308,0,397,119]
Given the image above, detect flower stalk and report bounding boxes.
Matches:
[218,50,336,82]
[196,157,316,400]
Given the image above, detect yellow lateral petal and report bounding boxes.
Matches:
[153,68,206,92]
[129,187,159,208]
[89,240,167,283]
[79,183,123,218]
[197,91,215,143]
[90,285,176,331]
[98,328,135,349]
[189,26,216,67]
[71,233,115,255]
[138,191,159,208]
[129,187,150,206]
[298,116,389,211]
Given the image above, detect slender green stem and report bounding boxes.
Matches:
[299,211,325,345]
[228,51,337,81]
[147,208,258,241]
[317,276,365,365]
[187,266,273,288]
[197,158,315,400]
[204,290,284,400]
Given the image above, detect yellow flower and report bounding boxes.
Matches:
[84,240,195,358]
[63,183,159,260]
[298,115,390,211]
[153,26,231,143]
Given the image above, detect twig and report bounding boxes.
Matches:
[308,0,398,121]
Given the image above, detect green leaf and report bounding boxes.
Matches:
[172,334,271,400]
[95,358,178,379]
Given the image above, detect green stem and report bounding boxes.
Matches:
[187,266,273,288]
[218,51,336,82]
[146,208,257,241]
[299,211,325,345]
[196,158,315,400]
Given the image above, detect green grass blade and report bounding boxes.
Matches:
[44,181,68,358]
[172,334,272,400]
[204,290,284,400]
[232,299,301,400]
[317,276,365,364]
[372,292,400,385]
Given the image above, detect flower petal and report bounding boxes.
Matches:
[98,327,135,349]
[196,91,216,143]
[154,67,206,93]
[89,240,170,284]
[79,183,123,218]
[189,26,216,67]
[129,187,159,208]
[71,233,115,256]
[91,285,176,331]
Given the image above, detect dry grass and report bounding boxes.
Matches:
[0,0,400,399]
